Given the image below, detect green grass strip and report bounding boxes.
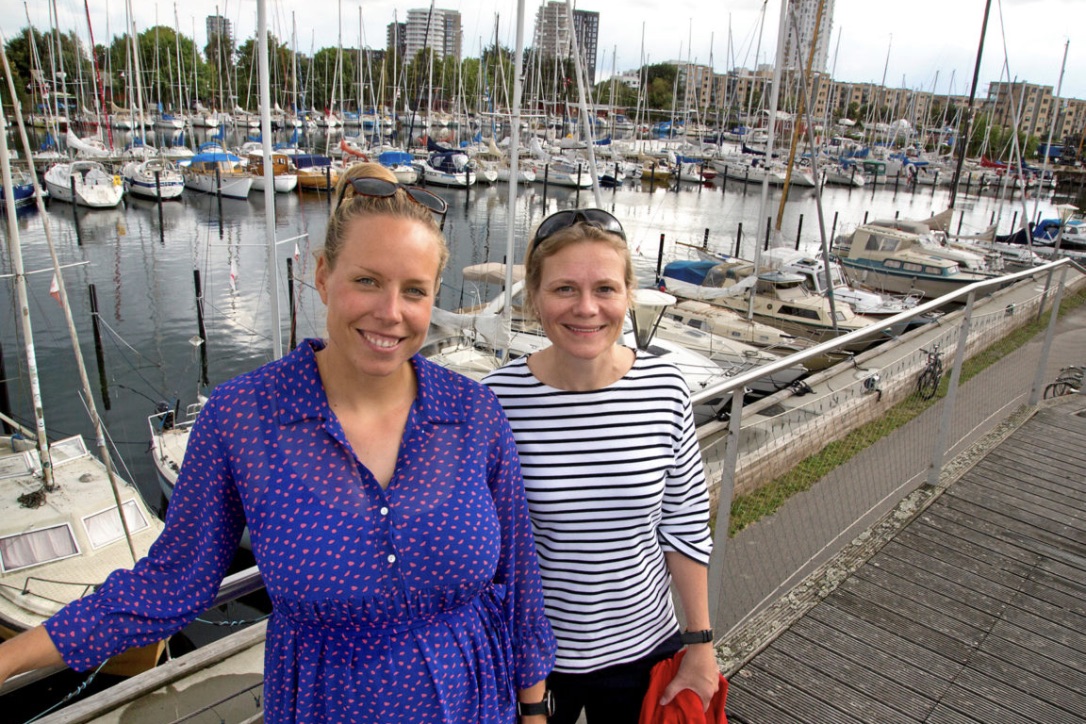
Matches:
[724,285,1086,537]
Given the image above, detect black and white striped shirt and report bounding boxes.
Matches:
[483,352,712,673]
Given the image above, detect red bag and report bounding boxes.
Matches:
[638,648,729,724]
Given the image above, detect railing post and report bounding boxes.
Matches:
[708,389,746,634]
[1028,265,1068,406]
[927,291,975,488]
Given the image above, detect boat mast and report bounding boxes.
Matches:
[501,0,527,363]
[948,0,993,209]
[0,72,53,494]
[563,0,603,207]
[256,0,283,359]
[776,0,826,230]
[1030,39,1069,227]
[83,0,113,148]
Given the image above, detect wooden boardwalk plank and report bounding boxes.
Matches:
[763,628,939,720]
[872,541,1021,614]
[788,615,951,698]
[804,605,964,682]
[725,405,1086,723]
[728,665,864,724]
[748,647,908,722]
[850,562,1004,628]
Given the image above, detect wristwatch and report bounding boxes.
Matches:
[680,628,714,645]
[517,689,554,718]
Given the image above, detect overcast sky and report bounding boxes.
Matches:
[7,0,1082,101]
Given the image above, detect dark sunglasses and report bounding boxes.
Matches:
[337,176,449,218]
[530,209,627,253]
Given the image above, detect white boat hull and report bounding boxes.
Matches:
[44,162,125,208]
[183,170,254,199]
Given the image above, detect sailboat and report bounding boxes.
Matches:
[43,160,126,208]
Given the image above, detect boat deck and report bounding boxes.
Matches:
[725,400,1086,723]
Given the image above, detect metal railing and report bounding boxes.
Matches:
[703,257,1074,641]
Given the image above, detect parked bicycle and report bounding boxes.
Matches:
[916,344,944,400]
[1044,365,1084,399]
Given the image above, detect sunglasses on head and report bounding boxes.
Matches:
[337,176,449,218]
[530,209,627,253]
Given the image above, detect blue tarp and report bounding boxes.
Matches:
[662,259,716,285]
[190,151,242,163]
[378,150,413,166]
[292,154,333,169]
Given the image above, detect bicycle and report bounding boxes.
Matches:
[916,344,943,400]
[1043,365,1084,399]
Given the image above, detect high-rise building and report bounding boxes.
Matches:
[532,1,599,85]
[387,21,407,61]
[205,14,232,47]
[781,0,834,74]
[572,9,599,85]
[403,8,462,61]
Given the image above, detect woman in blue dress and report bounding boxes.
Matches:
[0,163,556,723]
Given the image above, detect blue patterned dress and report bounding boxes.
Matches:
[45,339,556,723]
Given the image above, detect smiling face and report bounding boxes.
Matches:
[533,240,630,362]
[315,214,442,383]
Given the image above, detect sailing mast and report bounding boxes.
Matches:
[775,0,826,230]
[256,0,283,358]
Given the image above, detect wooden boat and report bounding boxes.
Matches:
[292,153,342,192]
[121,158,185,200]
[245,152,298,193]
[43,161,124,208]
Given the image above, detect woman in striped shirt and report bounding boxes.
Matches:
[483,210,721,723]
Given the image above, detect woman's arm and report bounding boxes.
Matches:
[660,552,720,709]
[0,626,64,687]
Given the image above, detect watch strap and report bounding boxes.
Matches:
[680,628,714,645]
[517,689,554,717]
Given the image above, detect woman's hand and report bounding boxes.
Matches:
[659,643,720,710]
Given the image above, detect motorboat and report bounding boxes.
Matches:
[43,160,125,208]
[122,158,185,200]
[660,257,886,349]
[835,224,998,298]
[181,150,253,199]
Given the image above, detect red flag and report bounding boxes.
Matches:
[49,273,63,306]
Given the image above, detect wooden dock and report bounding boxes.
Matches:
[725,399,1086,723]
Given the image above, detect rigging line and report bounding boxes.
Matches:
[93,313,165,366]
[76,389,143,496]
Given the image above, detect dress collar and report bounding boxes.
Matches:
[272,338,464,427]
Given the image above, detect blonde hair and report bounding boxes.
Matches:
[322,162,449,284]
[523,221,635,318]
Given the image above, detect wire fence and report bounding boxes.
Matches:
[701,261,1077,655]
